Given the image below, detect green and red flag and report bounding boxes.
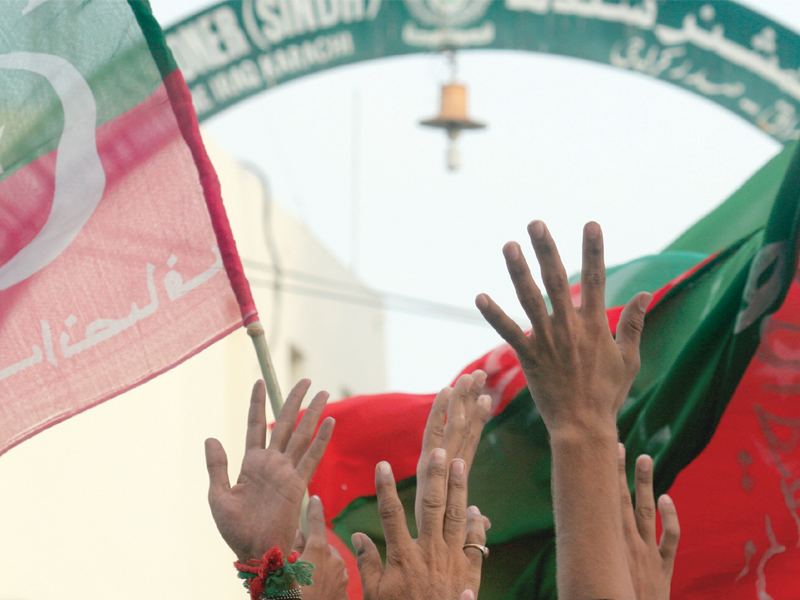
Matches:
[0,0,257,455]
[310,141,800,599]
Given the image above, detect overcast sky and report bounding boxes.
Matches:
[151,0,800,394]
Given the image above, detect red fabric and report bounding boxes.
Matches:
[162,70,258,326]
[326,526,362,599]
[665,273,800,599]
[0,78,242,455]
[307,392,436,525]
[308,259,799,598]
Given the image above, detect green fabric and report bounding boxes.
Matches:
[333,140,800,599]
[567,251,708,309]
[666,142,797,254]
[128,0,179,80]
[0,0,165,182]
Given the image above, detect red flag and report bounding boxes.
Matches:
[0,2,257,455]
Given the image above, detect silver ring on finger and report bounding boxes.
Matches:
[463,543,489,559]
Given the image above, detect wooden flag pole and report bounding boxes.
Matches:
[246,320,309,533]
[246,320,284,417]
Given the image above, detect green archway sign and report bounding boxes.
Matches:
[165,0,800,143]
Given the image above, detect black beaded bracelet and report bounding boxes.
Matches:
[265,589,302,600]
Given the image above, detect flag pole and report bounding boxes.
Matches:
[246,320,309,533]
[246,321,283,417]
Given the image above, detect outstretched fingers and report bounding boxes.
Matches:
[658,494,680,565]
[269,379,312,452]
[442,375,473,460]
[634,454,657,544]
[527,220,572,322]
[375,461,414,564]
[475,293,530,353]
[418,448,448,541]
[286,390,331,464]
[463,505,488,569]
[443,459,468,546]
[461,394,492,470]
[421,386,452,460]
[296,416,335,482]
[352,532,383,599]
[305,495,327,545]
[580,222,606,318]
[616,292,652,375]
[245,380,268,452]
[503,241,550,331]
[205,437,231,503]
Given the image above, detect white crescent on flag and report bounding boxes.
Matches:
[0,51,105,290]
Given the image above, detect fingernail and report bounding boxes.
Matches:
[475,294,489,310]
[462,591,476,600]
[504,242,520,260]
[585,221,600,239]
[462,374,474,388]
[660,494,673,505]
[452,458,465,476]
[479,395,491,411]
[311,494,321,502]
[618,443,625,460]
[378,461,391,475]
[530,220,545,239]
[468,505,481,515]
[351,533,363,553]
[638,456,652,472]
[639,293,652,311]
[433,448,446,465]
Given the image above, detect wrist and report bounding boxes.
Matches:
[548,420,618,449]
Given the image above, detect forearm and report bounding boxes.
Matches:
[550,426,634,600]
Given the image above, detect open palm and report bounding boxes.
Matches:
[205,379,335,561]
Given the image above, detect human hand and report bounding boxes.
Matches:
[205,379,335,561]
[292,495,349,600]
[415,371,492,534]
[354,451,487,600]
[619,444,680,600]
[476,221,651,438]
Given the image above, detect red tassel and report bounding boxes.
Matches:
[249,577,264,600]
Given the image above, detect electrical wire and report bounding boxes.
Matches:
[244,262,488,325]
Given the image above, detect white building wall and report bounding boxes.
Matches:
[0,135,385,600]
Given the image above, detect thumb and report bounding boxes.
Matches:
[352,532,383,599]
[292,529,306,554]
[615,292,651,374]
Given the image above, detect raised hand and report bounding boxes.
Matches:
[415,371,492,533]
[618,444,681,600]
[354,452,487,600]
[205,379,335,561]
[292,495,349,600]
[475,220,651,437]
[476,221,650,600]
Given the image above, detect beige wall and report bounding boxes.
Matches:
[0,135,385,600]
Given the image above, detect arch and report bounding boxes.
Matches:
[164,0,800,143]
